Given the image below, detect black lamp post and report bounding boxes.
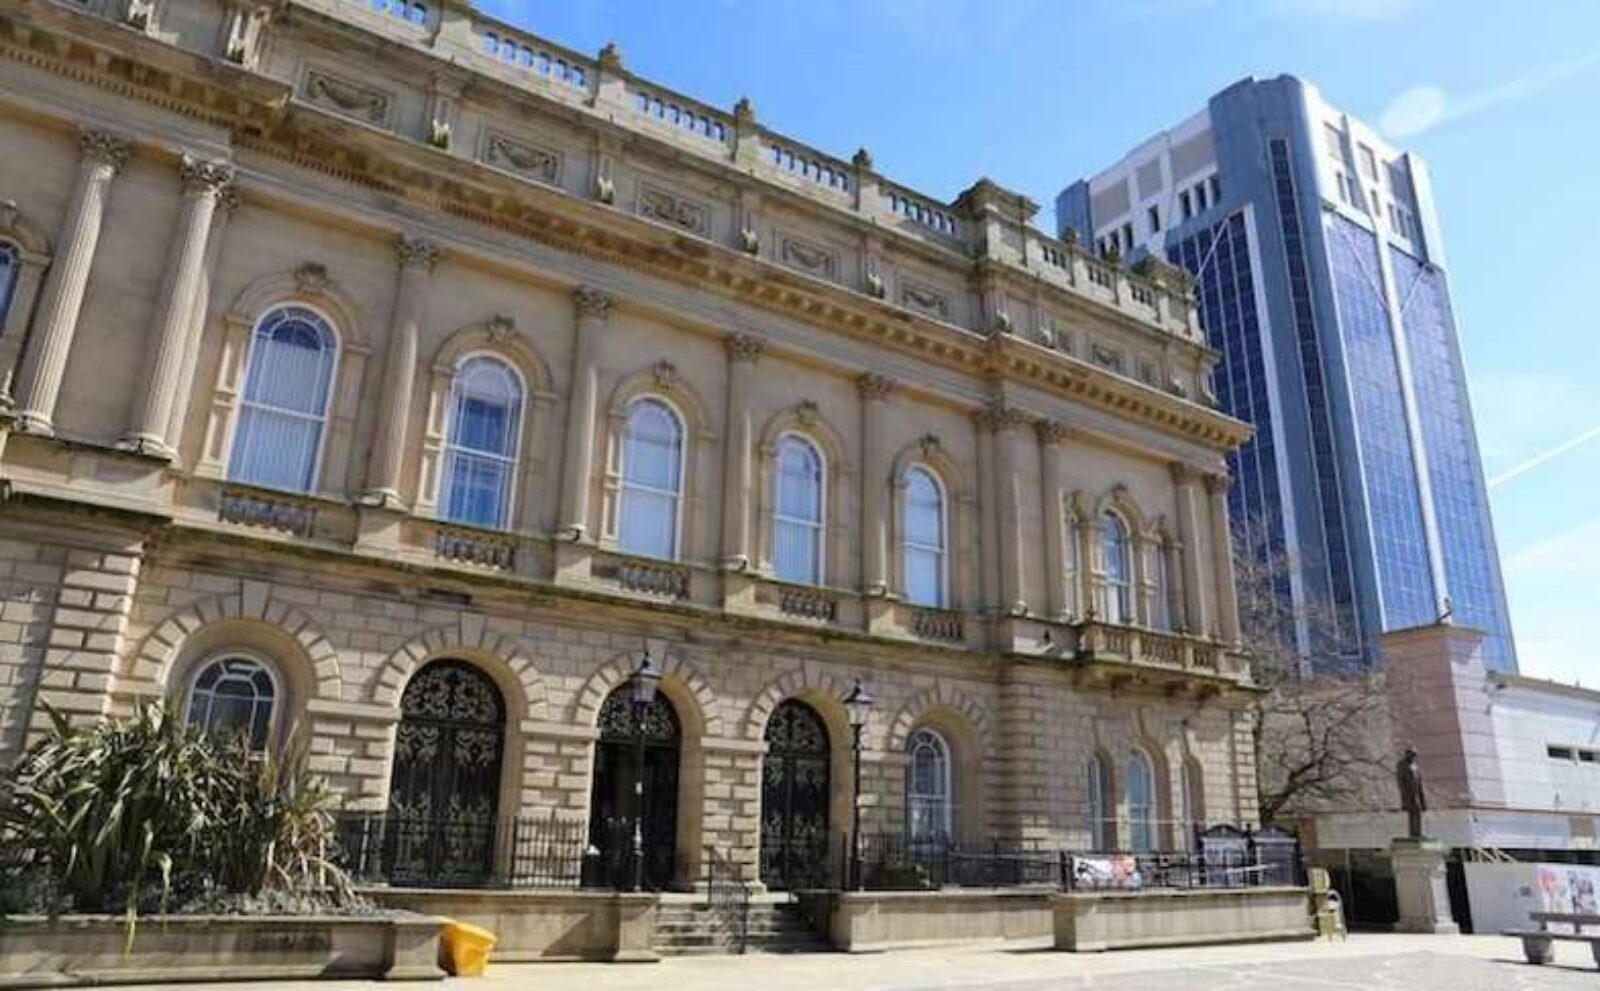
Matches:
[627,649,662,893]
[843,678,874,891]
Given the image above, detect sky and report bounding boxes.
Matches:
[476,0,1600,686]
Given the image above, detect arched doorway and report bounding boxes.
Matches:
[760,699,831,890]
[387,660,506,887]
[585,686,681,890]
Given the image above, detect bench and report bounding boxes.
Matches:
[1504,911,1600,968]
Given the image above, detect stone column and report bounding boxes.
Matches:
[1206,472,1241,643]
[1036,419,1069,620]
[12,130,130,435]
[1171,463,1209,635]
[362,235,439,507]
[556,286,613,540]
[982,401,1029,616]
[119,156,234,457]
[718,333,763,570]
[857,372,895,596]
[164,187,239,448]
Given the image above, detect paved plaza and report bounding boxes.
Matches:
[111,934,1597,990]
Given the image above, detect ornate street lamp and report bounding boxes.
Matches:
[843,678,874,891]
[627,649,662,893]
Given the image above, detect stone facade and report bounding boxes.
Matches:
[0,0,1257,889]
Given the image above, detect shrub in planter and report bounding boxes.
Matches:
[0,704,356,937]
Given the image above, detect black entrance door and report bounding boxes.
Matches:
[386,660,505,887]
[760,699,831,890]
[585,688,680,890]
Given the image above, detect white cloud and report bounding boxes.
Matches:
[1380,50,1600,138]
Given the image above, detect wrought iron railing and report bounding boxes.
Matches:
[334,812,589,889]
[857,834,1060,890]
[705,846,750,954]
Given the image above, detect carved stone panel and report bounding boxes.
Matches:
[481,131,563,186]
[302,70,392,127]
[778,234,838,281]
[637,183,710,237]
[899,280,950,320]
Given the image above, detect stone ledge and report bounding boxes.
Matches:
[1052,886,1313,952]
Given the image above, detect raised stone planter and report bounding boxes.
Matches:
[1052,887,1313,952]
[797,889,1052,952]
[0,912,445,988]
[362,888,659,963]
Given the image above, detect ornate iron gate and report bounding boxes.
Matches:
[385,660,506,887]
[584,688,680,890]
[760,699,831,890]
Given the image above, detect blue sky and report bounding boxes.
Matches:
[479,0,1600,685]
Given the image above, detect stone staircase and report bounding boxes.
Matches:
[653,895,831,956]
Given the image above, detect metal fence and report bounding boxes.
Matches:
[334,812,590,889]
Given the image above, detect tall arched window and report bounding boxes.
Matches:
[1125,748,1156,852]
[907,727,953,843]
[1086,752,1113,850]
[772,435,823,584]
[1100,511,1133,625]
[903,467,947,607]
[618,398,684,559]
[441,355,523,529]
[186,655,277,750]
[228,305,338,493]
[0,243,17,327]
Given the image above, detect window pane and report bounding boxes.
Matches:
[775,438,821,521]
[229,406,322,491]
[0,244,16,328]
[773,518,819,584]
[443,451,511,528]
[441,357,521,528]
[904,546,943,608]
[230,307,336,493]
[904,469,943,548]
[619,487,676,559]
[187,657,275,750]
[623,401,682,491]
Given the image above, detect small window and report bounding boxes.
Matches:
[1120,224,1134,252]
[1126,748,1157,852]
[186,656,277,750]
[228,305,338,493]
[1195,182,1208,212]
[1580,750,1598,764]
[1100,511,1133,625]
[1179,190,1193,222]
[1549,745,1576,761]
[903,466,947,608]
[772,435,824,585]
[618,398,684,559]
[1208,175,1222,204]
[1147,205,1161,234]
[1359,145,1378,181]
[907,728,953,843]
[1323,123,1344,161]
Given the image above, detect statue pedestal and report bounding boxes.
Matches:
[1390,838,1459,935]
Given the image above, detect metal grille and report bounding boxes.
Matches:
[760,700,832,890]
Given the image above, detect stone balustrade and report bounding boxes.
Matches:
[596,552,692,602]
[432,525,516,571]
[217,485,318,539]
[910,606,965,644]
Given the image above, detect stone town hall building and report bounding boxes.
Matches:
[0,0,1257,891]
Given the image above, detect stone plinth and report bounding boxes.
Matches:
[798,889,1053,952]
[364,888,658,963]
[1390,839,1460,935]
[1051,887,1313,952]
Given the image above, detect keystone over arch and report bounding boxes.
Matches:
[885,680,992,754]
[372,614,549,720]
[571,648,724,738]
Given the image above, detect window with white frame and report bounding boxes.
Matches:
[902,466,947,607]
[907,727,953,843]
[186,655,277,750]
[1087,752,1113,850]
[440,355,523,529]
[1100,511,1133,624]
[227,305,338,493]
[1126,748,1156,852]
[772,435,823,584]
[0,243,17,328]
[617,398,684,559]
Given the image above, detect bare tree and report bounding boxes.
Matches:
[1233,521,1395,824]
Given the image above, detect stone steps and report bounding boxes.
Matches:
[653,901,830,956]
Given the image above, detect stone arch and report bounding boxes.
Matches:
[605,361,714,439]
[1094,483,1148,536]
[753,402,854,586]
[372,616,549,721]
[743,665,854,743]
[599,363,716,558]
[885,682,990,754]
[427,316,553,393]
[887,681,991,838]
[886,435,974,607]
[570,647,723,738]
[123,586,343,705]
[225,264,368,349]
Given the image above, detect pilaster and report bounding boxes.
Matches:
[718,333,764,576]
[556,286,614,545]
[858,372,895,599]
[362,234,439,508]
[1205,472,1241,643]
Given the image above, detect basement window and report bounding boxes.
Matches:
[1549,745,1576,761]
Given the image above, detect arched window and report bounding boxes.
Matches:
[1125,748,1156,852]
[907,727,953,843]
[618,398,684,559]
[772,435,823,585]
[1100,511,1133,625]
[441,355,523,529]
[0,243,17,327]
[228,305,338,493]
[186,655,277,750]
[903,467,947,608]
[1086,752,1113,850]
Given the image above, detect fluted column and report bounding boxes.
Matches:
[1036,420,1069,620]
[363,235,439,506]
[858,372,896,596]
[980,401,1029,616]
[13,130,130,434]
[1206,472,1241,643]
[1171,463,1209,635]
[719,333,764,569]
[165,187,239,449]
[557,286,613,540]
[120,156,234,457]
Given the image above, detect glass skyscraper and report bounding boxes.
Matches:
[1058,75,1516,671]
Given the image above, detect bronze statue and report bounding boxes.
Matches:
[1396,748,1426,840]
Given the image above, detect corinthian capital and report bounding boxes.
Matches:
[573,285,615,322]
[180,156,235,196]
[1034,418,1072,445]
[856,372,896,401]
[1203,471,1234,495]
[394,234,440,270]
[973,400,1029,433]
[79,130,131,172]
[725,333,766,363]
[1169,461,1201,486]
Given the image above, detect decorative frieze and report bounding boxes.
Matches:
[303,70,391,127]
[900,281,950,320]
[637,183,710,237]
[482,132,562,186]
[779,235,837,281]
